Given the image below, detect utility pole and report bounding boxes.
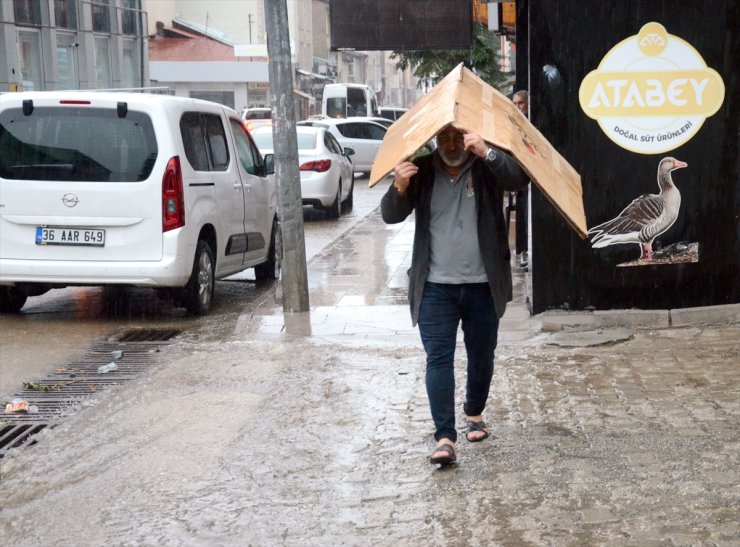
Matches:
[264,0,310,313]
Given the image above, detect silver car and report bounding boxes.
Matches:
[251,126,355,218]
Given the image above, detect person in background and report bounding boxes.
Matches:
[512,90,529,117]
[381,125,529,465]
[512,89,530,271]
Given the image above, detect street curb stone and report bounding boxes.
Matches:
[670,303,740,327]
[536,304,739,331]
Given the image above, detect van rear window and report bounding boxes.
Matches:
[0,106,157,182]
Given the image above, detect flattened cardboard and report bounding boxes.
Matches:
[369,63,588,238]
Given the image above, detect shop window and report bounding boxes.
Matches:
[54,0,77,29]
[18,29,43,91]
[94,36,111,88]
[247,84,268,108]
[189,91,235,110]
[56,33,79,89]
[122,41,138,88]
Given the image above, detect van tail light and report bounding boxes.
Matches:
[162,156,185,232]
[299,159,331,172]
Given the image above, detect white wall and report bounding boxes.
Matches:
[145,0,177,35]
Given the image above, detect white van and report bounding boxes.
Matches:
[0,92,281,315]
[378,106,409,122]
[322,83,379,118]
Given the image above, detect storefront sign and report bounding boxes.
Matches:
[579,22,725,154]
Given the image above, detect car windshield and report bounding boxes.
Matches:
[0,106,157,182]
[252,132,317,151]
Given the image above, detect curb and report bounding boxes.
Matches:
[536,303,740,332]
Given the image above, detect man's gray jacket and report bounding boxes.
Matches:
[380,151,529,326]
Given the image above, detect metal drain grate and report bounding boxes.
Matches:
[0,332,180,459]
[0,423,49,453]
[113,328,181,342]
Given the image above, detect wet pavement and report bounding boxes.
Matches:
[1,177,738,546]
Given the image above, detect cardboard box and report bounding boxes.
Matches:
[369,63,588,238]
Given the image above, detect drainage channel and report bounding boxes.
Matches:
[0,328,180,459]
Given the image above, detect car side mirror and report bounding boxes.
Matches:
[343,147,355,157]
[264,154,275,175]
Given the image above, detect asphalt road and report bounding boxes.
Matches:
[0,174,390,399]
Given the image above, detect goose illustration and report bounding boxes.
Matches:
[588,157,687,260]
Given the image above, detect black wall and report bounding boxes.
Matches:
[329,0,472,51]
[526,0,739,312]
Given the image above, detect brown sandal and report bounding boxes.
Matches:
[430,443,457,465]
[465,420,490,442]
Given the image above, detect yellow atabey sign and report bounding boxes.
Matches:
[578,22,725,154]
[369,63,587,239]
[580,71,724,117]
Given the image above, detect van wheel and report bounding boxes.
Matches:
[327,181,341,219]
[0,287,27,313]
[182,240,215,315]
[343,173,354,212]
[255,218,282,282]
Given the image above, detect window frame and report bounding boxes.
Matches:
[54,0,78,29]
[229,118,258,175]
[91,0,111,33]
[179,112,231,173]
[13,0,42,26]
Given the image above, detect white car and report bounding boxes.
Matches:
[0,91,281,315]
[297,118,387,173]
[250,125,354,218]
[363,116,394,129]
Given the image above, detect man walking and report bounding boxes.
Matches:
[381,125,528,465]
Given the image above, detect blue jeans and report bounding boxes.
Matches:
[418,282,499,443]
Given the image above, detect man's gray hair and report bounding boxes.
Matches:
[513,90,529,101]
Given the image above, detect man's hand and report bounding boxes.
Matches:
[393,158,418,195]
[462,130,489,159]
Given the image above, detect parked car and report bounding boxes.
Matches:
[363,116,394,129]
[242,107,272,120]
[378,106,408,122]
[297,117,387,173]
[250,125,355,218]
[244,118,273,132]
[242,107,273,132]
[0,92,281,315]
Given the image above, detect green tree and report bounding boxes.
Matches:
[391,24,508,90]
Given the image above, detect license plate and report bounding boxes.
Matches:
[35,226,106,247]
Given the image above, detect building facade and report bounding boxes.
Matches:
[1,0,419,114]
[0,0,148,91]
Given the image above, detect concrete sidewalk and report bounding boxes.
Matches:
[228,208,739,545]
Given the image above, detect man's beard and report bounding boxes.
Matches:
[438,148,470,168]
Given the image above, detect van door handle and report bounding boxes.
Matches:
[233,182,242,190]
